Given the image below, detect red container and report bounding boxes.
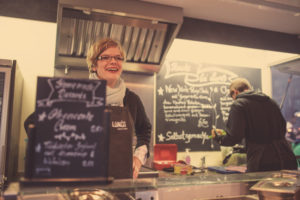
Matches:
[153,144,177,170]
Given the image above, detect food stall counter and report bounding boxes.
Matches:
[5,170,300,200]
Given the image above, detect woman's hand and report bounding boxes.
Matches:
[133,156,142,179]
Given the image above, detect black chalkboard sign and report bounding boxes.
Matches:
[25,77,109,181]
[156,61,261,152]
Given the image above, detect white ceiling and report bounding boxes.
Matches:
[142,0,300,35]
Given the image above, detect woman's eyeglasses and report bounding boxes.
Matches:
[97,55,124,62]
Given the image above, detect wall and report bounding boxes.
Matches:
[0,16,56,173]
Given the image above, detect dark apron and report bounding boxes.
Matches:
[106,106,134,179]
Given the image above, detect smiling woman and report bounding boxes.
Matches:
[86,38,125,88]
[86,38,152,179]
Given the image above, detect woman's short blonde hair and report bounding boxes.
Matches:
[86,38,126,72]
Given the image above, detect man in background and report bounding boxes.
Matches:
[212,78,297,172]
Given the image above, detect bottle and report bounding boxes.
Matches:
[185,148,191,165]
[200,156,206,172]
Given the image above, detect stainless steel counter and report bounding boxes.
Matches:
[3,170,300,200]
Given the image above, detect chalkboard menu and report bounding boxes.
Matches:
[25,77,108,180]
[156,61,261,152]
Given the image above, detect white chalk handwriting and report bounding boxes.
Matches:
[158,64,237,127]
[157,62,240,149]
[47,108,94,121]
[160,130,210,144]
[43,157,70,166]
[54,132,86,141]
[37,78,105,107]
[39,141,97,167]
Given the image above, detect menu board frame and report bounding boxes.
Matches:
[23,77,111,184]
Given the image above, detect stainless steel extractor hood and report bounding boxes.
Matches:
[55,0,183,74]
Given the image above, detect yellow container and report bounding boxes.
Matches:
[174,164,193,175]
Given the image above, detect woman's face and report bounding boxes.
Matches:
[94,47,124,88]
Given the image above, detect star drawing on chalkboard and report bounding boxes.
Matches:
[157,87,164,96]
[38,111,47,121]
[158,133,165,142]
[35,143,41,153]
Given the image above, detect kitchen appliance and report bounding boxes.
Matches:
[0,59,23,189]
[55,0,183,74]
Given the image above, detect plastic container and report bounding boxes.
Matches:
[184,148,191,165]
